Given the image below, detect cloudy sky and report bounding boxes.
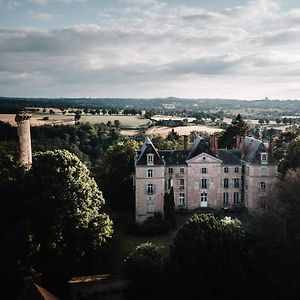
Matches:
[1,0,300,99]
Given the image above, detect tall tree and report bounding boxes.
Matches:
[167,214,247,299]
[123,242,164,300]
[94,140,140,212]
[218,114,249,149]
[0,150,113,298]
[163,187,176,227]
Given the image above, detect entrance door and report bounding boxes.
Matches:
[200,192,208,207]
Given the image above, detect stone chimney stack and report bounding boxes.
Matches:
[268,138,275,157]
[15,112,32,168]
[210,135,218,154]
[183,135,189,150]
[240,136,245,158]
[236,135,241,149]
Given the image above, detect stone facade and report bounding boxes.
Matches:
[134,136,277,224]
[15,112,32,168]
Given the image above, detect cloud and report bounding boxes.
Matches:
[1,0,300,98]
[26,11,58,20]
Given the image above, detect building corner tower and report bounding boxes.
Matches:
[15,112,32,168]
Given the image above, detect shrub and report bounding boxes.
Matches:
[138,213,171,235]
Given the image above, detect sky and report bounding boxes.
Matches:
[1,0,300,99]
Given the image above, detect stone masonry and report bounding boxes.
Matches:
[134,135,277,224]
[15,112,32,168]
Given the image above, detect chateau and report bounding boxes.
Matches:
[134,135,277,224]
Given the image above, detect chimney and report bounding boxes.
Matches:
[210,135,218,154]
[15,112,32,169]
[269,138,275,157]
[183,135,189,150]
[236,135,241,150]
[240,136,245,158]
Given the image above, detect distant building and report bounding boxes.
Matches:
[162,104,176,109]
[134,135,277,223]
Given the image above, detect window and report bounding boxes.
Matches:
[234,167,239,173]
[168,167,173,174]
[147,169,153,178]
[234,192,240,203]
[201,178,208,189]
[147,197,154,213]
[179,178,185,189]
[147,184,154,194]
[179,193,185,207]
[147,154,154,166]
[201,192,208,202]
[261,153,268,164]
[223,178,229,188]
[246,166,250,175]
[234,178,240,188]
[260,181,266,190]
[224,167,229,173]
[223,192,229,205]
[180,168,185,174]
[201,168,207,174]
[261,167,268,176]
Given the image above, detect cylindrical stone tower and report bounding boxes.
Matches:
[15,112,32,168]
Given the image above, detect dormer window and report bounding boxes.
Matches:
[147,153,154,166]
[261,153,268,165]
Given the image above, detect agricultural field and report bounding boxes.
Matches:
[80,115,150,128]
[146,125,224,137]
[0,112,150,129]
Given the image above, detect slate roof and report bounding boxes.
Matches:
[136,136,275,166]
[243,137,275,164]
[186,136,216,160]
[217,149,242,165]
[136,138,164,165]
[158,150,189,165]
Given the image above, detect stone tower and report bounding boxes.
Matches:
[15,112,32,168]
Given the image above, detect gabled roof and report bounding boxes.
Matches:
[136,137,164,165]
[186,136,216,160]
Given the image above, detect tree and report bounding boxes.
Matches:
[278,136,300,177]
[94,140,140,212]
[123,243,164,299]
[0,150,113,297]
[167,214,247,299]
[74,110,81,123]
[114,119,121,128]
[166,128,180,141]
[163,187,176,227]
[254,168,300,299]
[218,114,249,149]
